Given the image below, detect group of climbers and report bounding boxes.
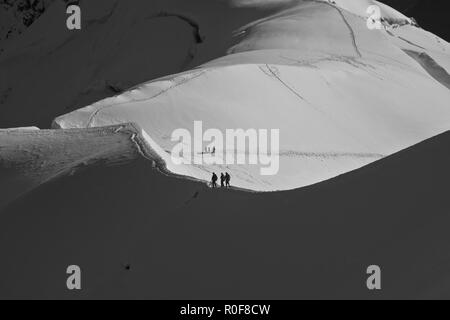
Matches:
[211,172,231,188]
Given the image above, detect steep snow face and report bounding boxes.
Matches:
[51,1,450,191]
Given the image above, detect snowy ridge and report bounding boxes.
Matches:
[54,0,450,191]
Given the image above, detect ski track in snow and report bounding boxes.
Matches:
[163,148,384,159]
[263,64,307,101]
[279,150,385,159]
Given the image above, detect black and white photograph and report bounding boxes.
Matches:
[0,0,450,303]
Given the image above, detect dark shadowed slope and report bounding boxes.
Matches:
[1,130,450,299]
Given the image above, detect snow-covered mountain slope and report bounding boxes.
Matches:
[0,0,273,129]
[53,0,450,191]
[2,130,450,299]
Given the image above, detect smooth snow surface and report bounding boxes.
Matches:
[54,0,450,191]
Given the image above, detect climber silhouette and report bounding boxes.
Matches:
[211,172,218,188]
[225,172,231,188]
[220,173,225,188]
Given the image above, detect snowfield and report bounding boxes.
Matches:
[52,0,450,191]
